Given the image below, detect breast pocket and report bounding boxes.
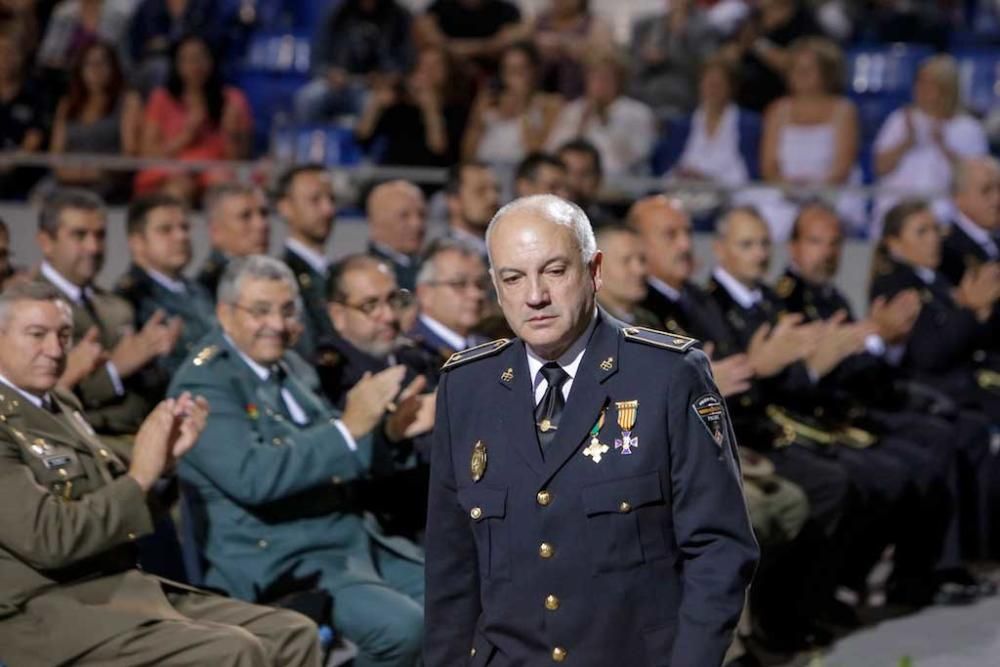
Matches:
[30,448,89,500]
[457,485,510,581]
[582,471,669,574]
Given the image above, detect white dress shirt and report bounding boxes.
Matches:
[526,311,598,406]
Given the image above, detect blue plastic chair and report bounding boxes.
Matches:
[270,124,364,166]
[847,43,934,97]
[954,48,1000,115]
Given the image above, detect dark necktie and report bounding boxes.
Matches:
[78,290,106,336]
[535,363,569,450]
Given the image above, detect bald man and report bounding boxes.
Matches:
[366,180,428,291]
[425,194,756,667]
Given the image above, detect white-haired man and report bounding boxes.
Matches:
[424,195,758,666]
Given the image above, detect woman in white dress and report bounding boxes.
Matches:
[872,54,989,232]
[751,36,865,240]
[462,41,563,173]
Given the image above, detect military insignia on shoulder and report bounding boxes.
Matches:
[441,338,513,371]
[622,326,698,352]
[192,345,220,366]
[693,394,728,448]
[775,275,796,299]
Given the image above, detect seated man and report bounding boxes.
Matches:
[115,194,216,373]
[197,183,271,299]
[366,180,428,291]
[0,282,319,667]
[410,238,489,381]
[35,189,179,439]
[169,256,428,667]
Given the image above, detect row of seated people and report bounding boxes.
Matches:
[0,153,997,665]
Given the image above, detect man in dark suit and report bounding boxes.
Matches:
[410,238,489,383]
[366,180,428,291]
[425,194,757,667]
[35,189,179,441]
[443,160,501,260]
[941,156,1000,287]
[275,164,338,359]
[197,183,271,299]
[115,194,216,374]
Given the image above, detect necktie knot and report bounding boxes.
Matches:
[539,363,569,395]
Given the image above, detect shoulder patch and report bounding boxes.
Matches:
[192,345,220,367]
[441,338,513,371]
[622,326,698,352]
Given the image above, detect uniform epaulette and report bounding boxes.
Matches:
[191,344,221,367]
[622,326,698,352]
[441,338,513,371]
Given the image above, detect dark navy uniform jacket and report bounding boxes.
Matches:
[425,312,758,667]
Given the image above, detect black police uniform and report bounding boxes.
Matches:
[425,311,758,667]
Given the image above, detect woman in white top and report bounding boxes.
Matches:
[673,56,750,188]
[754,36,864,239]
[873,54,989,230]
[461,41,563,170]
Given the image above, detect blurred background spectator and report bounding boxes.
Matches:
[134,33,251,203]
[127,0,221,93]
[462,40,562,172]
[414,0,521,78]
[546,50,655,176]
[873,54,989,230]
[355,45,472,167]
[294,0,413,123]
[36,0,136,79]
[47,40,141,200]
[0,28,47,199]
[629,0,720,116]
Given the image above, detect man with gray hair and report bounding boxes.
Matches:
[425,194,758,666]
[409,238,489,381]
[169,255,430,667]
[196,183,271,299]
[942,156,1000,290]
[0,281,322,667]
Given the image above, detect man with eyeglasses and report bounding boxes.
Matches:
[410,238,489,384]
[169,255,432,667]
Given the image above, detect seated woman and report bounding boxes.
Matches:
[49,41,141,201]
[462,41,563,172]
[525,0,614,99]
[670,56,759,188]
[873,55,989,231]
[134,34,252,204]
[869,198,1000,417]
[750,36,864,240]
[355,45,471,167]
[545,50,656,177]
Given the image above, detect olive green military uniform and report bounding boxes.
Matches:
[0,383,321,667]
[36,274,164,438]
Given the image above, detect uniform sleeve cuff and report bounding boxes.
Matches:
[111,475,155,542]
[105,362,125,396]
[332,419,359,452]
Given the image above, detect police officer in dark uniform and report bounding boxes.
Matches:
[115,194,215,374]
[409,238,490,386]
[782,203,990,605]
[275,164,338,358]
[425,195,758,667]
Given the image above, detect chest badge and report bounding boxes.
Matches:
[582,409,609,463]
[471,440,488,482]
[615,400,639,455]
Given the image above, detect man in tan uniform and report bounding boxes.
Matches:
[0,282,320,666]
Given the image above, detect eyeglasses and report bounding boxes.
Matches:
[338,289,413,316]
[232,302,301,321]
[425,276,490,292]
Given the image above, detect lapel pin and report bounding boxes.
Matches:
[599,357,614,371]
[500,367,514,383]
